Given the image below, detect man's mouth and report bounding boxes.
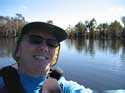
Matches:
[33,55,49,60]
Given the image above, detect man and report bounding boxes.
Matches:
[0,22,93,93]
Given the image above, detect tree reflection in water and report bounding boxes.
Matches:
[65,38,125,62]
[0,38,16,57]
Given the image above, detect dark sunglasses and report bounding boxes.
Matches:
[26,35,59,48]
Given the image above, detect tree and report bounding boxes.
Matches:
[46,20,53,24]
[88,18,97,39]
[121,16,125,26]
[109,20,123,38]
[15,13,25,35]
[0,14,26,37]
[97,23,109,39]
[75,21,86,37]
[121,16,125,38]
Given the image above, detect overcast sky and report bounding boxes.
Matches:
[0,0,125,28]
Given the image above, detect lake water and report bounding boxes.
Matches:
[0,38,125,92]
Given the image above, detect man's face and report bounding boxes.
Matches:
[16,30,58,77]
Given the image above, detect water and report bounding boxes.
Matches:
[58,39,125,91]
[0,38,125,92]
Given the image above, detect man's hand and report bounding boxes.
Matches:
[42,78,62,93]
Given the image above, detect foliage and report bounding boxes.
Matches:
[97,23,109,39]
[109,20,123,38]
[0,15,124,39]
[75,21,86,37]
[66,18,124,39]
[0,14,26,37]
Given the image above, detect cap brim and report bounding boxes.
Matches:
[21,22,68,42]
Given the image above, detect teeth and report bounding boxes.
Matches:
[34,55,47,60]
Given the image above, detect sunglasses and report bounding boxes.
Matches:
[26,35,59,48]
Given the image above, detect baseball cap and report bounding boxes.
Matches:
[20,22,68,42]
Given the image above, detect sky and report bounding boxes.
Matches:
[0,0,125,28]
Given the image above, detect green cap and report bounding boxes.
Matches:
[20,22,68,42]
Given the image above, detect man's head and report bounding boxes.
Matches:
[13,22,67,77]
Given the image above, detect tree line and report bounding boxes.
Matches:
[0,14,53,38]
[0,14,125,40]
[65,18,125,40]
[0,14,26,38]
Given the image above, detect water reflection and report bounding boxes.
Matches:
[120,40,125,63]
[0,38,16,57]
[65,38,95,56]
[65,39,125,62]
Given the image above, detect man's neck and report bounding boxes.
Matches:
[18,67,47,78]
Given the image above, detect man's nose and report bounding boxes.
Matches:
[37,41,49,52]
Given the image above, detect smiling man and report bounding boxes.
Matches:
[0,22,93,93]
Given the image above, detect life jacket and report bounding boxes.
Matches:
[0,66,63,93]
